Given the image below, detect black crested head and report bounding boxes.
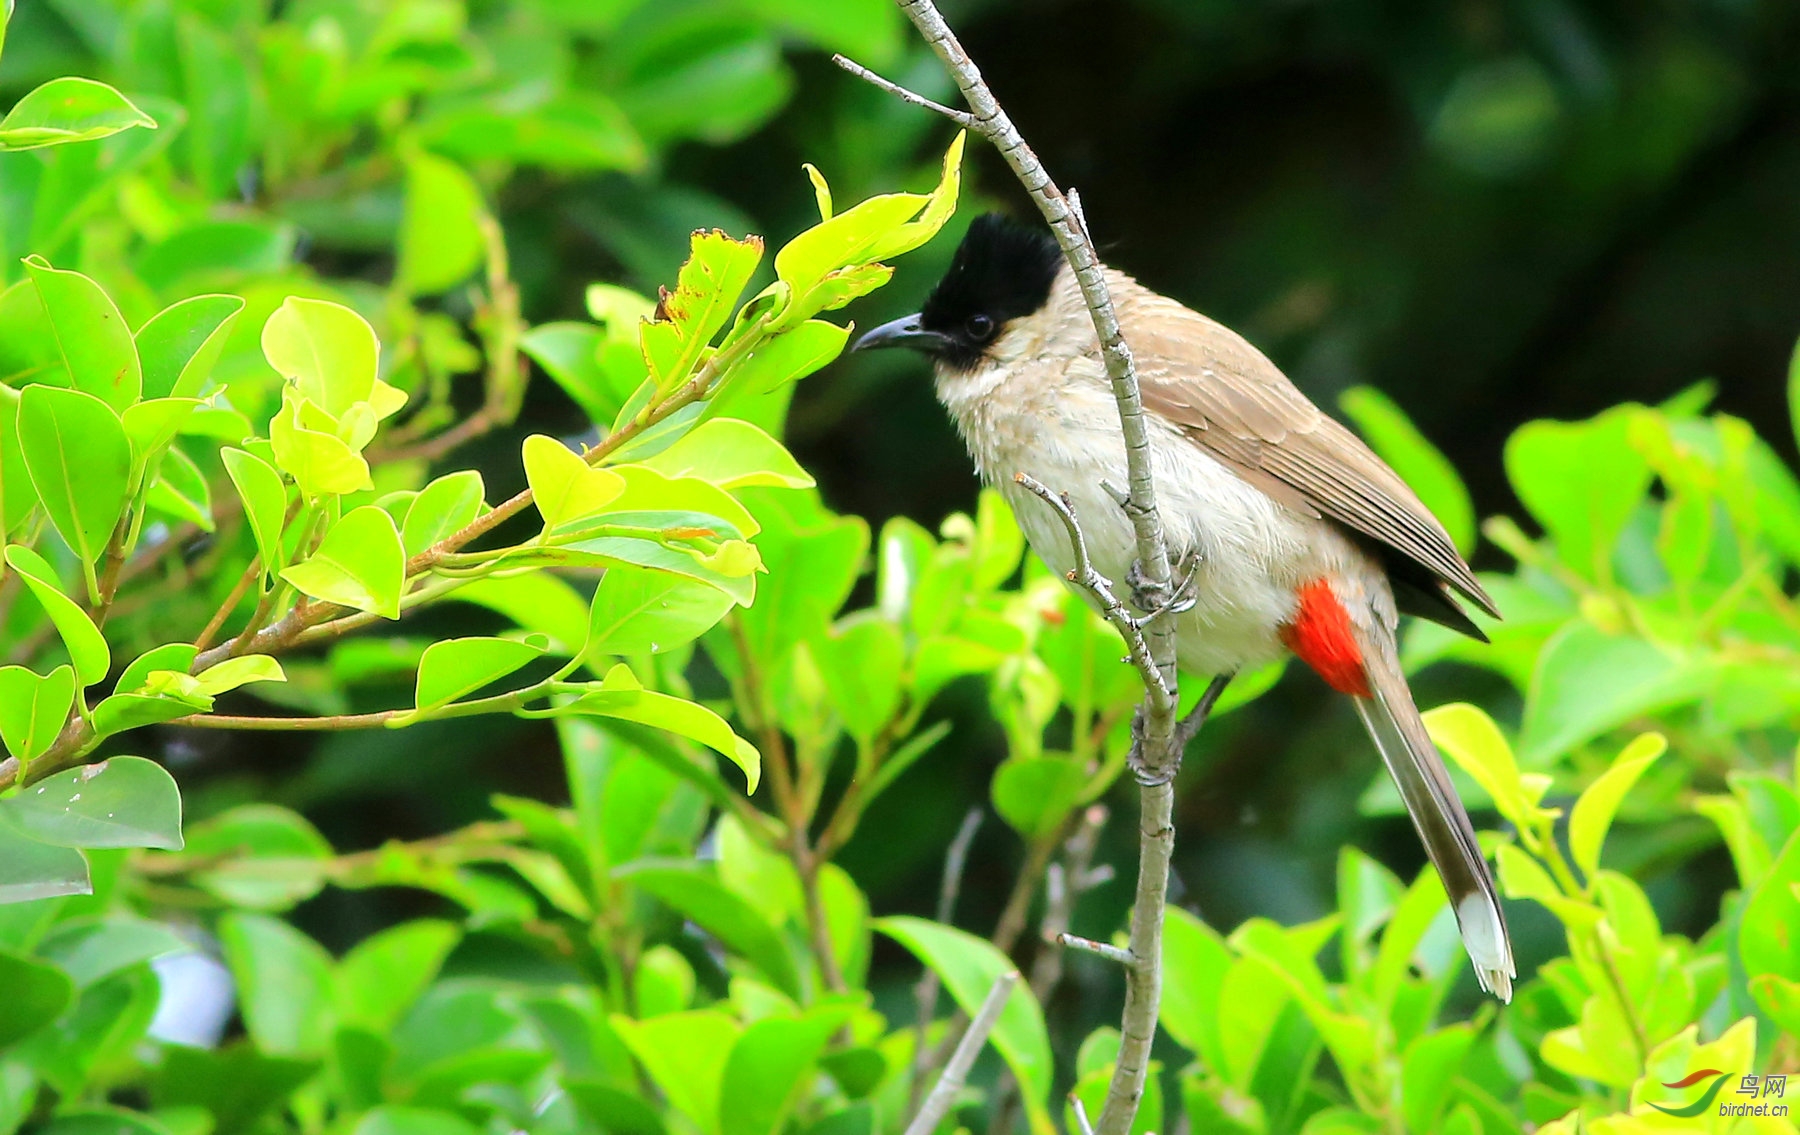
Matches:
[918,213,1064,370]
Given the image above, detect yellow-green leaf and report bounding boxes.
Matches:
[280,506,405,618]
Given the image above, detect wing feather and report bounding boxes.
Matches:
[1116,279,1498,621]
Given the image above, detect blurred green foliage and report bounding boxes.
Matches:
[1,2,1798,1135]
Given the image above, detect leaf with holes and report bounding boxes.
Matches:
[0,756,182,850]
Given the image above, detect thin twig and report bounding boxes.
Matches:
[1032,805,1109,997]
[1013,474,1167,702]
[1057,933,1132,967]
[905,970,1018,1135]
[842,8,1185,1132]
[833,55,978,129]
[910,809,984,1115]
[1071,1097,1097,1135]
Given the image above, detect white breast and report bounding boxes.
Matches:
[937,352,1367,678]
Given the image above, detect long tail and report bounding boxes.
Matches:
[1353,633,1515,1001]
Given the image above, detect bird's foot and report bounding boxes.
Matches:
[1126,673,1235,787]
[1126,710,1177,786]
[1175,673,1234,750]
[1126,550,1200,627]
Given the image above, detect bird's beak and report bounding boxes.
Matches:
[852,313,953,355]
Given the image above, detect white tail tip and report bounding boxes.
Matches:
[1457,894,1516,1003]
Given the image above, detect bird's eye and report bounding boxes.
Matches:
[966,313,995,340]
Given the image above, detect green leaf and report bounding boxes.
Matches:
[261,297,379,418]
[524,434,625,531]
[218,913,334,1057]
[183,805,332,912]
[1741,830,1800,984]
[724,319,848,395]
[720,1002,862,1135]
[0,386,38,535]
[1160,906,1233,1074]
[553,664,759,793]
[281,506,406,618]
[610,1011,740,1135]
[1399,1025,1475,1135]
[642,418,813,489]
[449,572,591,656]
[602,465,760,538]
[5,546,109,685]
[1504,409,1651,582]
[193,655,286,697]
[584,565,735,658]
[401,471,484,557]
[145,446,212,530]
[0,77,155,150]
[116,643,196,695]
[37,917,188,988]
[136,294,244,400]
[0,823,90,904]
[1567,732,1665,879]
[0,756,183,850]
[522,322,629,426]
[396,150,486,295]
[992,756,1088,840]
[0,949,73,1046]
[775,133,964,293]
[270,387,371,497]
[335,920,461,1032]
[812,618,903,748]
[1339,386,1476,554]
[1790,334,1800,458]
[614,860,800,997]
[21,257,140,409]
[1421,702,1535,827]
[1519,622,1708,763]
[155,1044,320,1135]
[221,448,288,577]
[876,915,1053,1132]
[0,664,74,764]
[18,385,130,589]
[121,398,201,494]
[350,1107,481,1135]
[410,635,549,714]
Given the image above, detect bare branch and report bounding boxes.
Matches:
[905,970,1019,1135]
[848,4,1189,1131]
[1057,932,1133,967]
[831,55,976,130]
[1071,1097,1098,1135]
[909,808,985,1115]
[1013,474,1168,703]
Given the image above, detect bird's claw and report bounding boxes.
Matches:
[1126,550,1201,628]
[1126,710,1179,786]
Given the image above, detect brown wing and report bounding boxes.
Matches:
[1118,287,1499,628]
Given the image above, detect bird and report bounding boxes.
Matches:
[853,212,1514,1001]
